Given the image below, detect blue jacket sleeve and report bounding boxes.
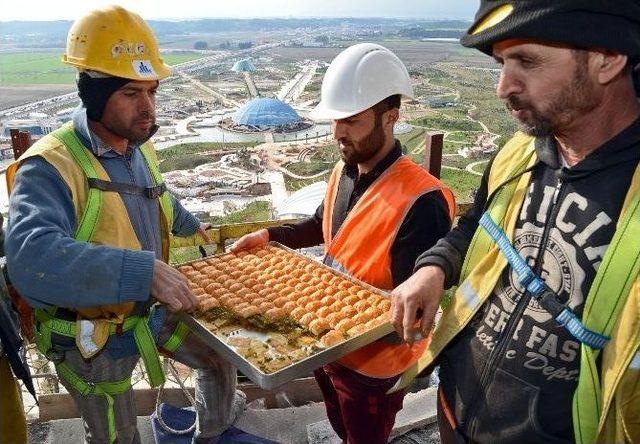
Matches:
[5,157,155,309]
[170,194,200,237]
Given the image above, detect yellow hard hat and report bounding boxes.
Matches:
[63,5,172,81]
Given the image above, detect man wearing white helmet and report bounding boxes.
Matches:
[5,6,245,443]
[234,43,455,443]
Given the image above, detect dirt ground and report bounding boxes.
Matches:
[0,84,76,110]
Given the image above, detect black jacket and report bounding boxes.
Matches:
[416,121,640,443]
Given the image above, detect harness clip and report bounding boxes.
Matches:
[145,183,166,199]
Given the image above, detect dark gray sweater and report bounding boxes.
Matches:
[416,121,640,443]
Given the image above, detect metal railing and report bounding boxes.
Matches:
[20,205,473,420]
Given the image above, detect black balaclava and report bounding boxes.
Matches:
[77,72,131,122]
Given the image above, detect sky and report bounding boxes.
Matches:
[1,0,478,21]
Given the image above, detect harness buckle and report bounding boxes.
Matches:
[145,183,166,199]
[536,287,566,318]
[517,269,536,289]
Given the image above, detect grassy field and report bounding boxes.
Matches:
[159,154,215,173]
[208,200,271,225]
[446,131,482,143]
[158,141,259,172]
[410,112,483,133]
[398,127,427,153]
[424,63,519,147]
[440,168,480,203]
[158,141,257,160]
[284,171,332,192]
[0,51,205,85]
[271,40,487,70]
[286,160,332,176]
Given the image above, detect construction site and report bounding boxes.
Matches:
[0,11,509,444]
[4,1,639,443]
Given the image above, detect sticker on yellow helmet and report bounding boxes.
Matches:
[133,60,157,78]
[62,5,172,80]
[112,44,122,58]
[471,4,514,35]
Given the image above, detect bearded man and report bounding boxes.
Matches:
[234,43,455,444]
[391,2,640,443]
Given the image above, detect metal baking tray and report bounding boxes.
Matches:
[179,313,394,390]
[176,242,395,390]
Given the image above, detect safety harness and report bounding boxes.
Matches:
[479,213,609,350]
[30,127,188,443]
[477,161,640,444]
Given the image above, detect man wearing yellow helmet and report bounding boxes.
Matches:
[391,1,640,443]
[5,6,245,443]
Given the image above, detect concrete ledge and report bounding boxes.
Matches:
[28,387,437,443]
[307,387,437,443]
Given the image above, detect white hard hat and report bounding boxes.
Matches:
[310,43,414,121]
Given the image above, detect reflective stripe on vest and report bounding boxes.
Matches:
[322,156,455,378]
[572,165,640,444]
[50,125,174,249]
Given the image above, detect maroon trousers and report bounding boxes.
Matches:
[314,363,406,444]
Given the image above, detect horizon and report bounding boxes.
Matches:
[0,0,477,22]
[1,16,473,23]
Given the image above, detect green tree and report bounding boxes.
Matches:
[194,40,208,50]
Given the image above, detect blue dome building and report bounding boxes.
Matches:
[232,58,257,72]
[232,98,301,129]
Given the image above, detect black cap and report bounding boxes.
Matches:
[461,1,640,63]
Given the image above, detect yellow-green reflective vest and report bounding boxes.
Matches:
[6,123,174,320]
[395,132,640,444]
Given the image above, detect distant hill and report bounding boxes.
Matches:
[0,18,471,48]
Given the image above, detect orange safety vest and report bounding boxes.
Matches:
[322,156,456,378]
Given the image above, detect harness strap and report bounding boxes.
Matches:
[161,321,190,353]
[55,361,131,443]
[35,309,140,335]
[139,143,174,229]
[479,212,610,350]
[87,178,167,199]
[133,317,165,388]
[50,127,102,242]
[34,309,166,386]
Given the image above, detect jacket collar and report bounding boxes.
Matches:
[534,118,640,180]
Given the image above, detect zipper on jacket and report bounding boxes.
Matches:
[466,176,564,439]
[122,153,146,233]
[121,152,157,315]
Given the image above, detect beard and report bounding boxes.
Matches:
[505,59,599,137]
[339,114,387,166]
[505,96,554,137]
[103,110,156,145]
